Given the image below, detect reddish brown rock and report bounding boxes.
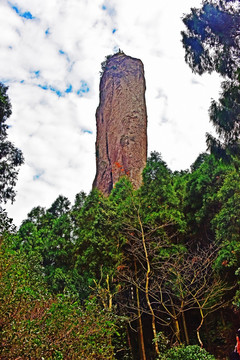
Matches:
[93,52,148,195]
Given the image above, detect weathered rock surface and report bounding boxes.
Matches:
[93,52,148,195]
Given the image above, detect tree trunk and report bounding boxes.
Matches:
[182,311,189,345]
[126,325,134,359]
[197,308,204,348]
[138,211,160,356]
[134,259,146,360]
[170,297,181,344]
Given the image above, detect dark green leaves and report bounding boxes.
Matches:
[0,84,24,202]
[182,1,240,79]
[182,1,240,158]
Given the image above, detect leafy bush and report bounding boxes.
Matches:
[159,345,216,360]
[153,332,169,353]
[0,239,117,359]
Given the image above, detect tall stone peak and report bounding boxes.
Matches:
[93,52,147,195]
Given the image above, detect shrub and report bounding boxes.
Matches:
[0,239,117,359]
[159,345,216,360]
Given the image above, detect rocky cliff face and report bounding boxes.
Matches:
[93,52,147,195]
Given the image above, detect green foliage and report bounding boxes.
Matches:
[73,188,125,297]
[153,332,170,354]
[12,187,126,298]
[182,154,240,306]
[182,0,240,158]
[0,83,24,206]
[48,194,71,218]
[182,0,240,79]
[11,196,77,294]
[140,151,186,236]
[209,81,240,150]
[159,345,216,360]
[212,165,240,243]
[206,78,240,159]
[190,153,209,172]
[0,83,12,137]
[0,206,16,233]
[183,154,232,243]
[100,54,113,77]
[0,83,24,233]
[71,191,87,224]
[0,237,118,359]
[6,150,240,358]
[141,152,176,208]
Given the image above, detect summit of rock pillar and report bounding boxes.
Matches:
[93,52,148,195]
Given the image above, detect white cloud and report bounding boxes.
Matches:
[1,0,222,226]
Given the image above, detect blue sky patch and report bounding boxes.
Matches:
[33,174,41,180]
[38,84,63,97]
[49,86,63,97]
[30,70,40,79]
[58,49,71,64]
[77,80,90,96]
[101,4,116,16]
[38,84,48,91]
[9,2,35,19]
[33,170,44,181]
[82,129,93,134]
[65,84,73,93]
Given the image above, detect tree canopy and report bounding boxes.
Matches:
[182,0,240,79]
[0,83,24,233]
[4,151,238,359]
[182,0,240,158]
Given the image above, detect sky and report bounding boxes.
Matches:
[1,0,222,227]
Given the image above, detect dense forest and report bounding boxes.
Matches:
[1,0,240,359]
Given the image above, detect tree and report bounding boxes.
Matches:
[119,229,231,350]
[73,188,124,298]
[113,157,186,358]
[207,79,240,158]
[0,238,118,359]
[47,194,71,218]
[0,207,15,234]
[140,152,186,236]
[182,0,240,157]
[161,246,231,349]
[119,212,183,357]
[0,83,24,206]
[71,191,87,226]
[12,195,78,294]
[182,0,240,79]
[211,160,240,295]
[0,83,24,233]
[183,154,231,245]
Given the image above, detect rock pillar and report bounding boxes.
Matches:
[93,52,147,194]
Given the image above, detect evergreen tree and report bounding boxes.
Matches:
[0,83,24,205]
[0,83,24,233]
[182,0,240,79]
[182,0,240,158]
